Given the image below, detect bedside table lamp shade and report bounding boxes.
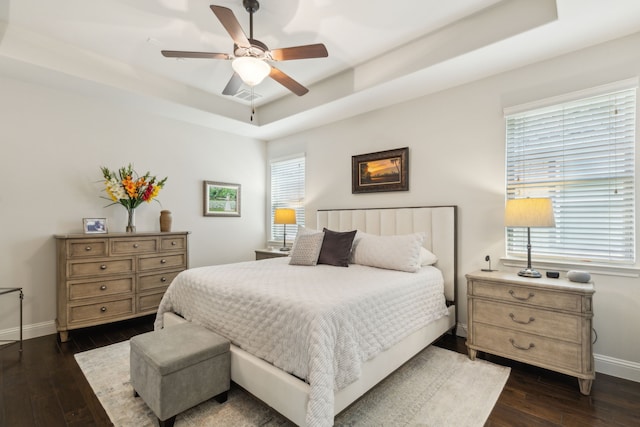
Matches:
[505,198,555,278]
[274,208,297,251]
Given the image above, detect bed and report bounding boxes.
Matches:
[155,206,457,426]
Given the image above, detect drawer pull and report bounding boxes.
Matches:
[160,259,167,264]
[161,277,167,282]
[100,306,107,313]
[85,246,92,251]
[171,241,177,246]
[508,289,534,301]
[100,264,107,270]
[509,338,535,351]
[133,244,139,248]
[100,285,107,291]
[509,313,535,324]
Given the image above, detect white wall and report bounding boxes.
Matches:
[268,31,640,381]
[0,76,266,339]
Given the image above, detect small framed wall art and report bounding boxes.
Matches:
[83,218,107,234]
[203,181,241,217]
[352,147,409,193]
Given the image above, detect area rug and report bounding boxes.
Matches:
[75,341,509,426]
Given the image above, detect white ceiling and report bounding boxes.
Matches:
[1,0,640,140]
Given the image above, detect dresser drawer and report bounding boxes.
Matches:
[69,277,134,301]
[67,239,108,258]
[473,299,581,343]
[138,270,181,292]
[472,280,583,312]
[137,291,166,313]
[68,258,134,278]
[160,236,187,251]
[68,297,134,325]
[473,323,582,372]
[111,238,158,255]
[139,253,186,271]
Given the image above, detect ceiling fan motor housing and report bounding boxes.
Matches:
[234,39,269,59]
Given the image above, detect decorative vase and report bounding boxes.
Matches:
[160,210,172,232]
[126,208,136,233]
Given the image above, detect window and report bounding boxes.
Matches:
[505,82,636,264]
[270,155,305,243]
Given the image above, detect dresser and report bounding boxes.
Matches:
[466,270,595,395]
[55,231,189,342]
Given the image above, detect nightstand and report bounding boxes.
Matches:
[466,270,595,395]
[255,248,290,260]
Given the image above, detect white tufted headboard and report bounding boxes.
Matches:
[317,206,457,306]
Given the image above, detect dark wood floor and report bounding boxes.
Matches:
[1,316,638,426]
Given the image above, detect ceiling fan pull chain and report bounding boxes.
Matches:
[250,87,255,122]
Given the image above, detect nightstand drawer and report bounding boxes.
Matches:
[473,323,581,372]
[472,280,582,312]
[473,299,581,342]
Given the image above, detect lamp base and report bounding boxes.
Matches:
[279,247,291,252]
[518,268,542,278]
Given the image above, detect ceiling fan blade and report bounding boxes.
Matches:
[269,67,309,96]
[222,73,243,96]
[210,5,250,48]
[270,43,328,61]
[161,50,230,60]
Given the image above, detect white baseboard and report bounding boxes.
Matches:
[0,320,57,343]
[595,353,640,383]
[455,322,639,383]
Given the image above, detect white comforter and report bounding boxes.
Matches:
[155,257,449,427]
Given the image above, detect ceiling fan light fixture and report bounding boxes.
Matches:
[232,56,270,86]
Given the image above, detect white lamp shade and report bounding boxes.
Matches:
[232,57,271,86]
[505,198,555,228]
[274,208,297,225]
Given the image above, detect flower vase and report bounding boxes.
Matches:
[126,208,136,233]
[160,210,172,232]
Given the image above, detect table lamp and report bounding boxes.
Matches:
[505,198,555,278]
[274,208,297,251]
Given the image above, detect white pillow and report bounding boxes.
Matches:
[420,247,438,266]
[289,232,325,266]
[290,225,318,253]
[351,232,425,272]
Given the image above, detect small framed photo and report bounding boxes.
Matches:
[203,181,241,217]
[83,218,108,234]
[352,147,409,193]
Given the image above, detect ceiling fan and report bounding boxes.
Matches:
[161,0,328,96]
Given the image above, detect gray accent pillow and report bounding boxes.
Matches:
[289,232,325,266]
[317,228,357,267]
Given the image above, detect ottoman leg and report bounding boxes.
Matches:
[159,415,176,427]
[214,391,228,404]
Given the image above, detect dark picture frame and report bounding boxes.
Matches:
[203,181,241,217]
[83,218,108,234]
[352,147,409,193]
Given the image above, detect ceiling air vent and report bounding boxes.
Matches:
[234,89,262,102]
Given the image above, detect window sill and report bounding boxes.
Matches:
[500,257,640,278]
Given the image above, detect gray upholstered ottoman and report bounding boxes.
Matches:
[130,322,230,427]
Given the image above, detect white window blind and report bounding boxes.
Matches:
[505,86,636,264]
[270,155,305,242]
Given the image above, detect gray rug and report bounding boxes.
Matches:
[75,340,509,426]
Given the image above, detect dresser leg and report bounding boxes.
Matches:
[578,378,593,395]
[59,331,69,343]
[468,348,477,361]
